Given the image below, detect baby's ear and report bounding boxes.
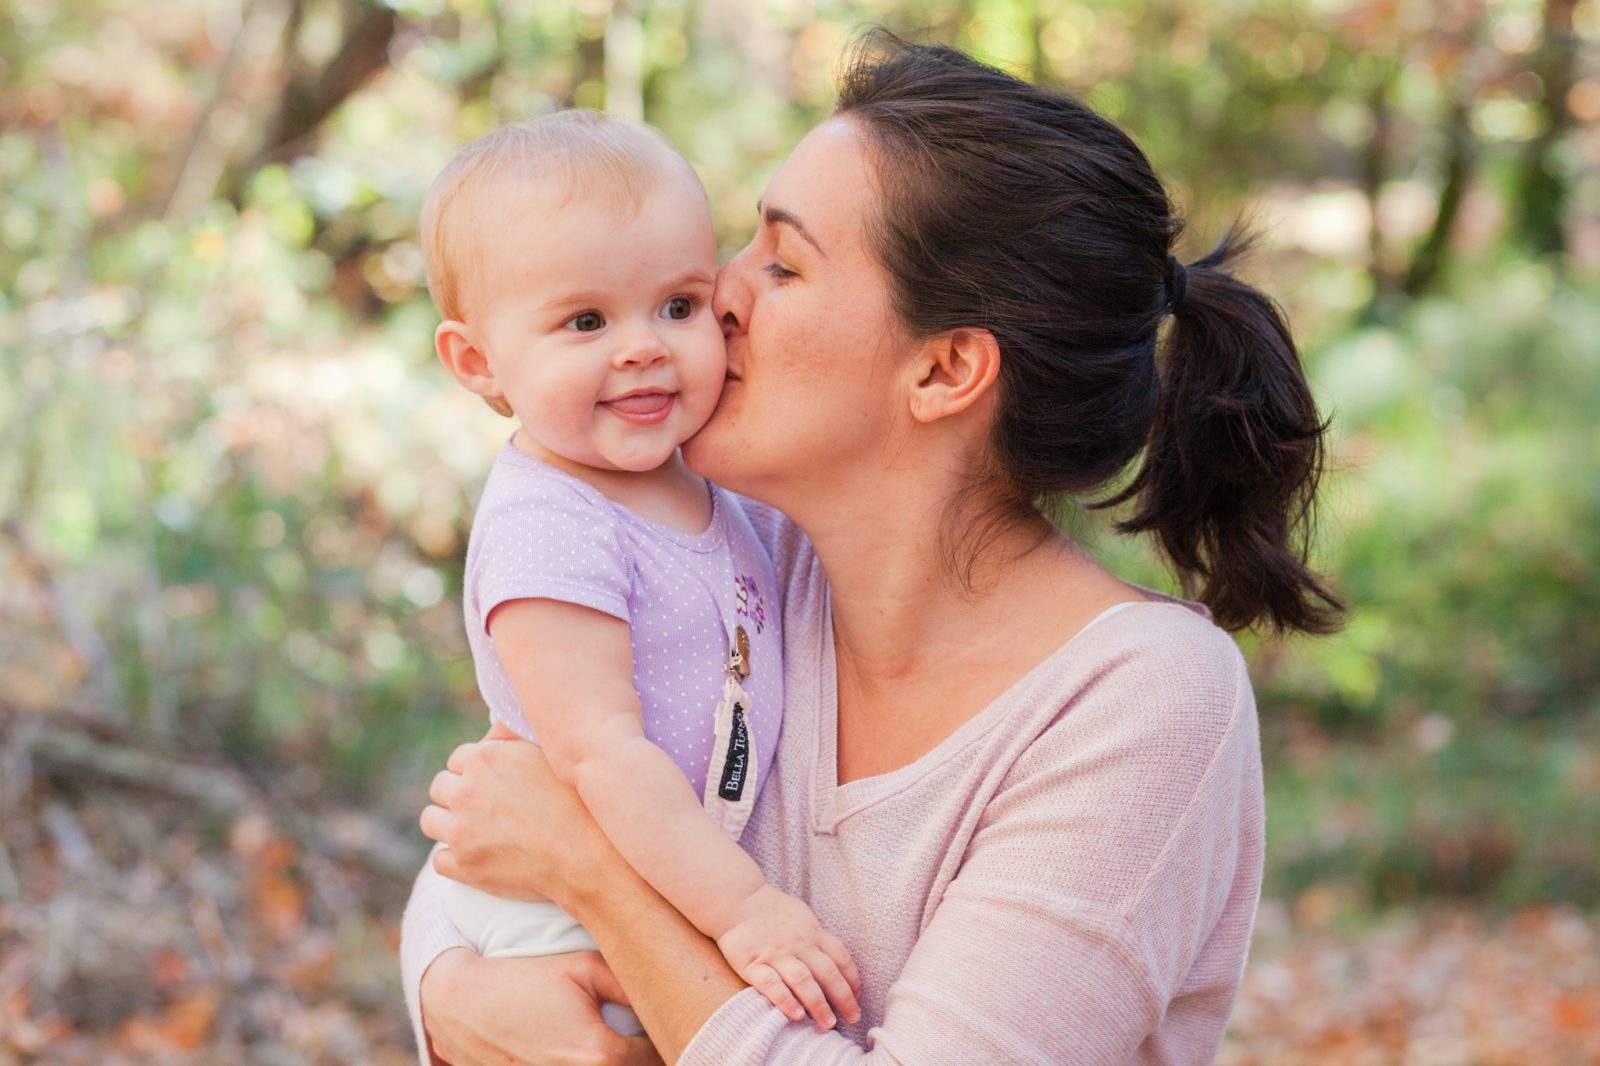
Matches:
[436,321,512,416]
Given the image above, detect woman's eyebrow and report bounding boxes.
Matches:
[757,199,827,258]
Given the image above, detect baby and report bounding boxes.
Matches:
[421,111,860,1035]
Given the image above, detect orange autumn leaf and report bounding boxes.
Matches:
[1553,991,1598,1032]
[253,870,307,941]
[256,835,298,873]
[113,992,216,1056]
[159,993,218,1051]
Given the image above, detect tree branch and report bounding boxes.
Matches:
[236,0,399,181]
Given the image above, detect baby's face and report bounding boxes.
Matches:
[467,172,725,473]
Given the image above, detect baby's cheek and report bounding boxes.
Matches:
[705,324,730,376]
[688,332,730,404]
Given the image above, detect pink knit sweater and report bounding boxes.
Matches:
[401,501,1264,1064]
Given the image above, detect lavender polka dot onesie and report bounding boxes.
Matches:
[445,442,782,1035]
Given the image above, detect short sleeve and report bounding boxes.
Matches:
[467,464,634,633]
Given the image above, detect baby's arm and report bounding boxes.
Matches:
[490,598,861,1028]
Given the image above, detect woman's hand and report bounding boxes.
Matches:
[421,947,663,1066]
[420,727,613,907]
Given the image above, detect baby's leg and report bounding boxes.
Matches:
[444,880,645,1036]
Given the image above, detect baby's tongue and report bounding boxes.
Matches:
[607,393,671,414]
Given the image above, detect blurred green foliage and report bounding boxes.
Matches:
[2,0,1597,909]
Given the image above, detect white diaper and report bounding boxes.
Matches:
[445,881,645,1036]
[444,877,643,1037]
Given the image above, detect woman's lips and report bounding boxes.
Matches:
[601,391,675,424]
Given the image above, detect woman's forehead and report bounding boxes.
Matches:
[764,118,874,249]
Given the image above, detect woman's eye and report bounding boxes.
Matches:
[764,262,796,281]
[661,296,695,321]
[566,311,605,332]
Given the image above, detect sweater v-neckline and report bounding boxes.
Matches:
[807,589,1178,833]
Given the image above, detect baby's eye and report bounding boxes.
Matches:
[661,296,696,321]
[764,263,796,281]
[566,310,605,332]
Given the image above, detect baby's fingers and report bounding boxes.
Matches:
[746,963,806,1024]
[803,945,860,1026]
[775,956,834,1029]
[821,930,863,1000]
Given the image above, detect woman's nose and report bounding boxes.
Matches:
[713,246,753,338]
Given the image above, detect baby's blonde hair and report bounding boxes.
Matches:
[421,110,703,416]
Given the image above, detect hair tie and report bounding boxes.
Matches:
[1163,255,1188,316]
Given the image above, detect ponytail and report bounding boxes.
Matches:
[1093,224,1345,635]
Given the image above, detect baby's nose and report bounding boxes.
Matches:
[614,331,671,368]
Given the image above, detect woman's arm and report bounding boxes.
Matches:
[564,844,755,1063]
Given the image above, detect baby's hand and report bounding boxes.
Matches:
[715,884,862,1029]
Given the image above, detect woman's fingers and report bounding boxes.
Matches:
[570,950,631,1008]
[747,963,805,1023]
[563,952,669,1065]
[419,804,454,845]
[445,740,481,775]
[802,945,860,1025]
[422,951,651,1066]
[430,842,462,882]
[774,955,833,1029]
[428,768,464,808]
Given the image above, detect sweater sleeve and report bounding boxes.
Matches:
[681,624,1263,1066]
[399,848,472,1066]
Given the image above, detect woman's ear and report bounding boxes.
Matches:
[908,327,1001,424]
[436,321,509,410]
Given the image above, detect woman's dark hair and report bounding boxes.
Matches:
[835,28,1343,636]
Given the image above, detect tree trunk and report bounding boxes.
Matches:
[1515,0,1577,256]
[228,0,399,194]
[1362,69,1400,321]
[1402,94,1475,298]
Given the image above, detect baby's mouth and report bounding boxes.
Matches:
[601,389,675,422]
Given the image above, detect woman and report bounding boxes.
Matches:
[405,30,1342,1065]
